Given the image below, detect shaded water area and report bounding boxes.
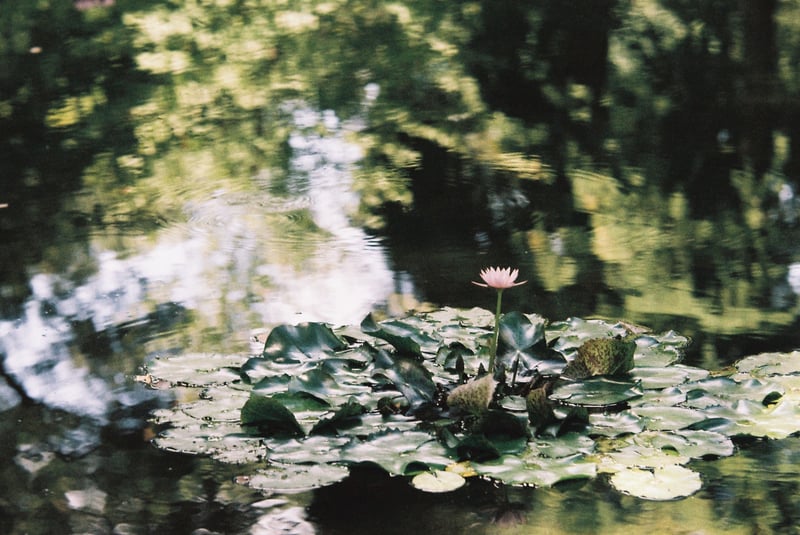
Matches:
[2,1,800,533]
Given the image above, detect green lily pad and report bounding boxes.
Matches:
[630,406,708,431]
[411,470,466,493]
[634,429,734,459]
[310,398,367,435]
[609,465,702,500]
[627,387,687,408]
[588,411,644,436]
[551,377,643,408]
[703,398,800,439]
[527,432,596,458]
[372,349,437,411]
[631,365,709,390]
[361,314,440,356]
[632,333,689,367]
[473,452,597,487]
[247,463,351,493]
[265,435,352,465]
[145,311,800,501]
[496,312,550,372]
[262,322,347,362]
[339,430,454,474]
[147,353,246,387]
[734,350,800,377]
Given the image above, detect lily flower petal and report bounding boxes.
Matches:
[472,267,527,289]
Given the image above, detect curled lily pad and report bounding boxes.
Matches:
[373,350,437,411]
[496,312,551,373]
[262,323,347,362]
[241,395,305,438]
[361,314,439,356]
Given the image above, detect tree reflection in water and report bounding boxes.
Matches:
[0,0,799,533]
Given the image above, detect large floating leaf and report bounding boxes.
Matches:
[310,397,367,435]
[473,452,597,487]
[609,465,702,501]
[550,377,643,408]
[247,463,350,494]
[496,312,560,375]
[147,353,245,387]
[702,398,800,439]
[262,322,347,361]
[339,430,453,474]
[734,350,800,377]
[630,406,708,431]
[240,323,347,383]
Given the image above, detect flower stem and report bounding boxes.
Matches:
[488,289,503,373]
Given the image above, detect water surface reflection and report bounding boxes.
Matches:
[1,0,800,533]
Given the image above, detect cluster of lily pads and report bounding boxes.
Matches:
[146,307,800,500]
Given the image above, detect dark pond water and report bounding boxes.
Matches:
[2,1,800,533]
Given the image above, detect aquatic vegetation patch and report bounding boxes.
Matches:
[145,308,800,500]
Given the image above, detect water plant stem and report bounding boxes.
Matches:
[488,289,503,373]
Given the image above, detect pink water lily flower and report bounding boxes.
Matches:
[472,267,527,290]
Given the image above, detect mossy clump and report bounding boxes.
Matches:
[562,336,636,379]
[447,374,497,414]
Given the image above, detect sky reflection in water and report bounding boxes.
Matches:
[0,98,396,422]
